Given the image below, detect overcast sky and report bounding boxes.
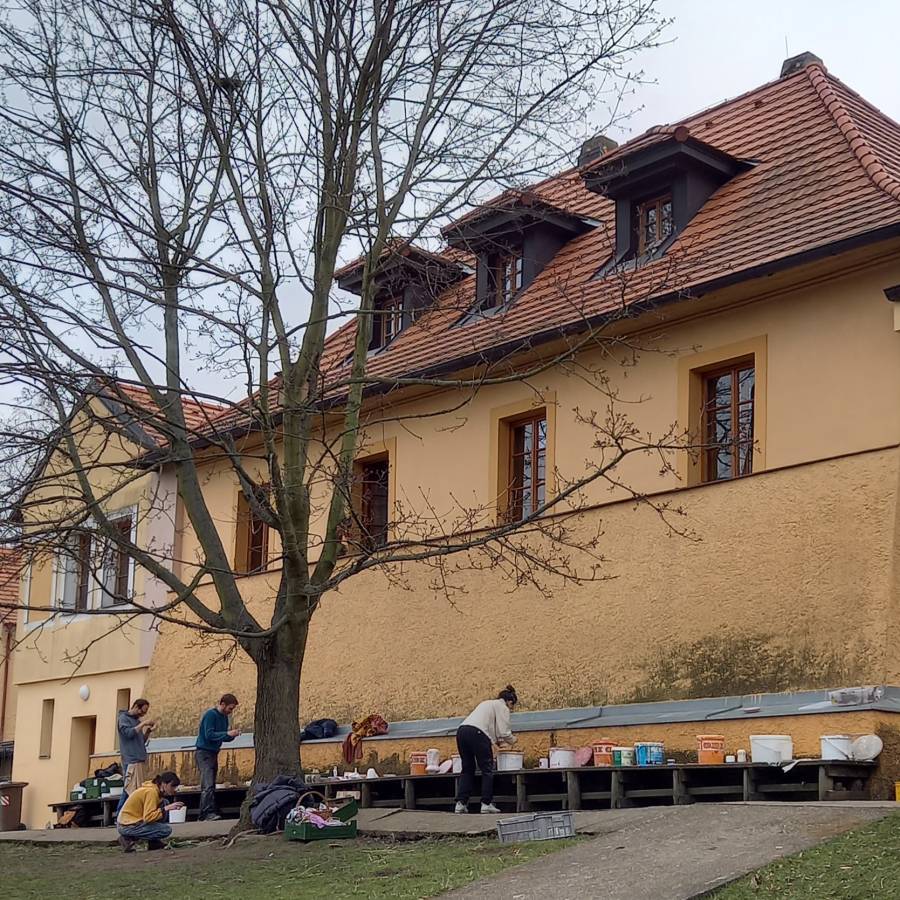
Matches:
[611,0,899,144]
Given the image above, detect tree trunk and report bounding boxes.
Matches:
[233,617,308,832]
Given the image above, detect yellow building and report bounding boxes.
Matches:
[10,384,217,826]
[13,54,900,820]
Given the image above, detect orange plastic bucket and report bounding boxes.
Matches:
[592,741,615,767]
[698,734,726,765]
[409,751,428,776]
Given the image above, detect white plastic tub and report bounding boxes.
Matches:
[549,747,576,768]
[496,750,524,771]
[750,734,793,763]
[168,806,187,824]
[451,754,462,774]
[820,734,853,760]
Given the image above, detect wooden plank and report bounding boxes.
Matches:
[611,771,632,809]
[672,768,691,806]
[526,793,567,803]
[359,782,372,809]
[566,771,582,811]
[755,783,816,794]
[685,785,743,796]
[403,779,415,810]
[818,765,833,802]
[516,774,530,813]
[824,790,870,802]
[623,788,673,799]
[580,791,613,801]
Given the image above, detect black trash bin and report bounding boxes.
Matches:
[0,781,27,831]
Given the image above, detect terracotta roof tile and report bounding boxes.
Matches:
[197,63,900,438]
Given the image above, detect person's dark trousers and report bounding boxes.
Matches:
[454,725,494,806]
[195,748,219,819]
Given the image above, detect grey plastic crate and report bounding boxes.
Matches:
[496,810,575,843]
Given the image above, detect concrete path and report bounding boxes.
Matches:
[443,803,898,900]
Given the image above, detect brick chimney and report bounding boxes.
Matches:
[577,134,619,169]
[780,51,824,78]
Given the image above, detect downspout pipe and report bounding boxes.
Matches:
[0,622,12,742]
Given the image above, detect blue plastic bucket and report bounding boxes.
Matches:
[635,743,653,766]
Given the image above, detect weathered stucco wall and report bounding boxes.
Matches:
[146,446,899,735]
[14,668,148,828]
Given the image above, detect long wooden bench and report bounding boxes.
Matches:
[49,760,876,826]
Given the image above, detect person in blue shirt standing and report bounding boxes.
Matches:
[195,693,241,821]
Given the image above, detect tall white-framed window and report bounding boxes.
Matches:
[55,531,92,613]
[100,510,136,608]
[53,508,137,613]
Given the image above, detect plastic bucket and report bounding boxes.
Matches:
[592,741,615,767]
[497,751,525,771]
[750,735,793,764]
[168,807,187,824]
[548,747,576,768]
[410,751,428,776]
[649,742,666,766]
[635,742,654,766]
[612,747,634,766]
[451,754,462,774]
[820,735,853,761]
[697,734,726,765]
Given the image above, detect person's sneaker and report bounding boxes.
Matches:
[202,813,222,821]
[147,840,167,851]
[118,835,135,853]
[454,801,467,814]
[480,803,501,814]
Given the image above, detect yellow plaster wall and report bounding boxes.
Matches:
[147,446,899,736]
[12,668,148,828]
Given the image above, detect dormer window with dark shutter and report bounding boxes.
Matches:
[336,242,467,352]
[488,251,524,310]
[636,194,673,254]
[443,191,596,322]
[582,125,750,271]
[371,296,404,350]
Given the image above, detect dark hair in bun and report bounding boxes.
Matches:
[498,685,518,705]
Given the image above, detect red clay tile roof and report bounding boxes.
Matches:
[100,382,226,444]
[322,63,900,385]
[198,62,900,438]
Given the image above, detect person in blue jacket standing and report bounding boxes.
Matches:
[195,693,241,821]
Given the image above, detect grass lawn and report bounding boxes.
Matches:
[0,834,578,899]
[715,812,900,899]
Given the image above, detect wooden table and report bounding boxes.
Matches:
[49,786,248,828]
[49,760,876,826]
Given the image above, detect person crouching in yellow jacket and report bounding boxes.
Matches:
[116,772,183,852]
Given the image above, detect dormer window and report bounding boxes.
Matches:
[636,194,673,254]
[487,251,523,310]
[370,296,404,350]
[582,126,749,270]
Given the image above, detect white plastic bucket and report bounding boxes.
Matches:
[168,806,187,824]
[820,734,853,760]
[750,734,793,763]
[497,750,525,771]
[549,747,576,768]
[451,754,462,774]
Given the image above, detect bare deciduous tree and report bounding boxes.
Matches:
[0,0,679,794]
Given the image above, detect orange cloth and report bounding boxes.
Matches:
[342,714,389,764]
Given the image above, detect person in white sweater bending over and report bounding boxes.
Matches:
[454,685,518,814]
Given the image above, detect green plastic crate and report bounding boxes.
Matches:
[284,819,358,842]
[83,785,103,799]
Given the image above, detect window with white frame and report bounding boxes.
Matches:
[55,510,136,613]
[100,512,134,607]
[57,531,92,612]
